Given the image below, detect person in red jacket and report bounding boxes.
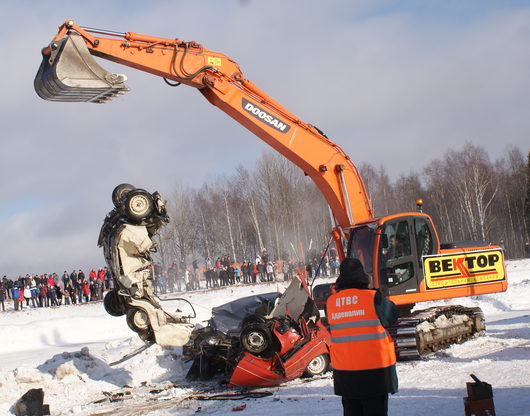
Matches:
[46,274,55,288]
[39,283,48,307]
[82,279,90,302]
[97,268,106,282]
[326,258,398,416]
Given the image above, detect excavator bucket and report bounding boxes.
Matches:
[34,33,129,103]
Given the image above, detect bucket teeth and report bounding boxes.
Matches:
[34,33,129,103]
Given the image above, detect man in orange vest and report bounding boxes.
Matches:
[326,258,398,416]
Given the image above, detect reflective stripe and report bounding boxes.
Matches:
[331,331,388,343]
[330,319,381,331]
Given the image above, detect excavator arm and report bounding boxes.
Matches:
[35,20,374,250]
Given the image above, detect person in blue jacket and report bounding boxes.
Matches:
[11,285,20,311]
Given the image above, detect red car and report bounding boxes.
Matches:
[183,275,331,387]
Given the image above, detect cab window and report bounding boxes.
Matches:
[382,220,411,260]
[348,225,376,274]
[414,218,434,265]
[386,262,414,287]
[380,220,414,287]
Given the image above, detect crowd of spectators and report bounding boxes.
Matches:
[153,248,296,295]
[153,249,340,295]
[0,268,111,312]
[0,249,341,311]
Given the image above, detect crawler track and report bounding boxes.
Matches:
[388,306,485,360]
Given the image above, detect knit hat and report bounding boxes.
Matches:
[335,258,370,290]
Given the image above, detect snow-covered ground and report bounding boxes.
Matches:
[1,260,529,416]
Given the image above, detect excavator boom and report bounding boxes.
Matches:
[35,20,374,251]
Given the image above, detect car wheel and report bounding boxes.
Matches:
[103,290,127,317]
[303,353,330,377]
[112,183,135,208]
[240,323,273,357]
[123,189,155,222]
[126,308,151,333]
[126,308,155,343]
[241,314,266,329]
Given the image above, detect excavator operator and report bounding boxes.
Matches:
[326,258,398,416]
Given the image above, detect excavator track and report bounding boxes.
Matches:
[388,306,485,360]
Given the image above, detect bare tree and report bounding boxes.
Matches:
[222,189,237,263]
[165,184,198,267]
[449,146,497,241]
[161,143,528,267]
[392,172,425,214]
[359,163,393,217]
[235,166,265,257]
[424,159,458,242]
[152,224,177,270]
[490,147,528,257]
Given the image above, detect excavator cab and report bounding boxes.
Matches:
[374,214,438,298]
[34,33,129,103]
[345,213,439,300]
[348,212,505,306]
[313,215,436,310]
[345,214,497,359]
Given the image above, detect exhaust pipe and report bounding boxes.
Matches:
[34,33,129,103]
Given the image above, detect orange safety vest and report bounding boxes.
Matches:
[326,288,396,371]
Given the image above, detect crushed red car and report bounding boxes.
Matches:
[182,275,331,387]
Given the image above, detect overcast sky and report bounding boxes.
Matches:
[1,0,529,276]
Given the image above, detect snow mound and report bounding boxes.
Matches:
[417,313,470,333]
[0,344,192,416]
[98,338,191,386]
[37,346,132,386]
[12,367,45,384]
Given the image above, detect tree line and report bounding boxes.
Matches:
[154,144,529,269]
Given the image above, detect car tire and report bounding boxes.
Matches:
[112,183,135,208]
[240,323,274,357]
[126,308,151,333]
[126,308,155,343]
[123,189,155,222]
[303,353,330,377]
[103,289,127,317]
[241,314,266,329]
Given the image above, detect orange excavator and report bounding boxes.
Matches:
[34,20,507,359]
